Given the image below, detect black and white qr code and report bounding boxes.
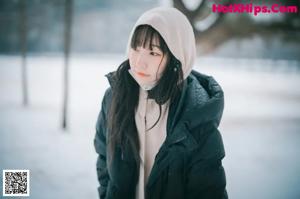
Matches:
[2,170,30,196]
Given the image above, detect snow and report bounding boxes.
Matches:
[0,54,300,199]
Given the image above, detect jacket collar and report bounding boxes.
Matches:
[168,70,224,129]
[165,70,224,148]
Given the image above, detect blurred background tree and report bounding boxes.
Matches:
[173,0,300,53]
[18,0,28,106]
[62,0,73,130]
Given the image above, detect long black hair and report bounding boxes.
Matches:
[107,25,184,167]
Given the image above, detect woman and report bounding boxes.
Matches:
[94,7,227,199]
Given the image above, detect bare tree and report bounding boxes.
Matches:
[18,0,28,106]
[62,0,73,130]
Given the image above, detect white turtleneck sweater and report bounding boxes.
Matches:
[135,88,169,199]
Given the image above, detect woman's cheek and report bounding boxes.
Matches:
[128,50,136,67]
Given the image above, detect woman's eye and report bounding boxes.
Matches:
[150,52,160,56]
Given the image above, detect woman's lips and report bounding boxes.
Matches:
[135,71,150,77]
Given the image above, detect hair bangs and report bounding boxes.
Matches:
[130,25,168,53]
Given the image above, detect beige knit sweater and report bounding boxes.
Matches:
[135,88,169,199]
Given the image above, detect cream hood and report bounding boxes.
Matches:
[126,7,196,79]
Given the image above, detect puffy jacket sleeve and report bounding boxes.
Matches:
[185,126,228,199]
[94,88,112,199]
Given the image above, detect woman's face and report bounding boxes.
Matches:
[129,38,169,85]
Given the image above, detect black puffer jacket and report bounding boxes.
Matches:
[94,70,228,199]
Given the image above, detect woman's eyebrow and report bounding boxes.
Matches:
[151,44,160,48]
[150,44,162,51]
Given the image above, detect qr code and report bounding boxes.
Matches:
[2,170,30,196]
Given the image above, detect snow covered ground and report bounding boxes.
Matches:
[0,55,300,199]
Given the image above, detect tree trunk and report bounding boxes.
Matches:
[19,0,28,106]
[62,0,73,130]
